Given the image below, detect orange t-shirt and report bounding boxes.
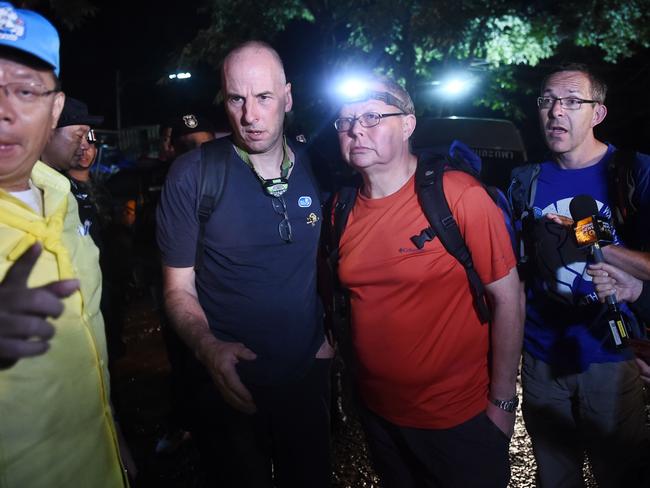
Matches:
[338,171,516,429]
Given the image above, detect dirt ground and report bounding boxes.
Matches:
[113,296,625,488]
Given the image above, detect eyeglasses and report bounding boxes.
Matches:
[0,82,58,104]
[334,112,405,132]
[537,96,599,110]
[271,196,293,243]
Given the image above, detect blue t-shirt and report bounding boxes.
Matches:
[524,144,639,373]
[156,139,324,386]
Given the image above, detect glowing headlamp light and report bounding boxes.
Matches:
[334,77,409,113]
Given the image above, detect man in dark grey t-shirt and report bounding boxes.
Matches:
[157,41,333,488]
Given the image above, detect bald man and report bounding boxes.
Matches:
[157,41,332,488]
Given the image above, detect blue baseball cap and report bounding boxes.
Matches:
[0,2,59,76]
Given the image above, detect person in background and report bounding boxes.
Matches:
[67,128,99,180]
[42,97,106,247]
[41,97,129,365]
[169,112,216,154]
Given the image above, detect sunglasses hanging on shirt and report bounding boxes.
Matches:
[235,138,293,198]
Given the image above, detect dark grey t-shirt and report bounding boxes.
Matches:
[157,140,324,385]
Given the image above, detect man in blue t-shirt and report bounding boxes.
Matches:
[156,41,333,488]
[510,63,650,488]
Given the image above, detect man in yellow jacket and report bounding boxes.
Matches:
[0,3,127,486]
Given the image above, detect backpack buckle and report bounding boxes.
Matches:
[411,227,435,249]
[420,168,436,187]
[441,215,455,229]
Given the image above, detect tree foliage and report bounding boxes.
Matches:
[177,0,315,68]
[180,0,650,119]
[17,0,98,29]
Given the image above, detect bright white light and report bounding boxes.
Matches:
[336,78,368,98]
[169,72,192,80]
[443,79,467,95]
[436,75,474,98]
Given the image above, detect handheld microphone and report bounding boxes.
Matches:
[569,194,628,347]
[569,195,614,251]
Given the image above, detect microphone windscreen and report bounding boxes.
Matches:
[569,194,598,221]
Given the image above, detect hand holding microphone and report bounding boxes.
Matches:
[569,195,615,255]
[569,194,629,347]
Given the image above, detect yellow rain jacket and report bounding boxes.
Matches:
[0,162,125,487]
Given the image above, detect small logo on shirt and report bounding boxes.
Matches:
[306,213,319,226]
[298,196,312,208]
[398,247,424,254]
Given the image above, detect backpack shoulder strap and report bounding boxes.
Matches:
[321,185,358,346]
[507,162,541,280]
[508,162,540,221]
[327,185,358,271]
[607,148,637,228]
[413,153,491,323]
[195,138,232,271]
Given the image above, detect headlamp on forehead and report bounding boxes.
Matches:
[334,77,409,113]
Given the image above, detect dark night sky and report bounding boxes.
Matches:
[41,2,650,161]
[54,0,217,129]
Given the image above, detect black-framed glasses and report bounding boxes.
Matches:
[536,96,599,110]
[0,82,58,104]
[334,112,405,132]
[271,196,293,243]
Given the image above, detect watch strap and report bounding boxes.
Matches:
[489,395,519,413]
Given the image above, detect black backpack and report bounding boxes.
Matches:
[328,150,515,325]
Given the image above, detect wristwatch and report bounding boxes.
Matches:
[489,395,519,413]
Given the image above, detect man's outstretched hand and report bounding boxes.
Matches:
[0,243,79,369]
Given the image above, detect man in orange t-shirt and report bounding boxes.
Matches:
[333,74,524,488]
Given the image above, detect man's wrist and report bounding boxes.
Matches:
[488,394,519,413]
[629,280,650,316]
[629,278,644,303]
[195,332,220,364]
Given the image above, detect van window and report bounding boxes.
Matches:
[412,117,527,191]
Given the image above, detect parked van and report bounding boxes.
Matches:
[411,117,527,191]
